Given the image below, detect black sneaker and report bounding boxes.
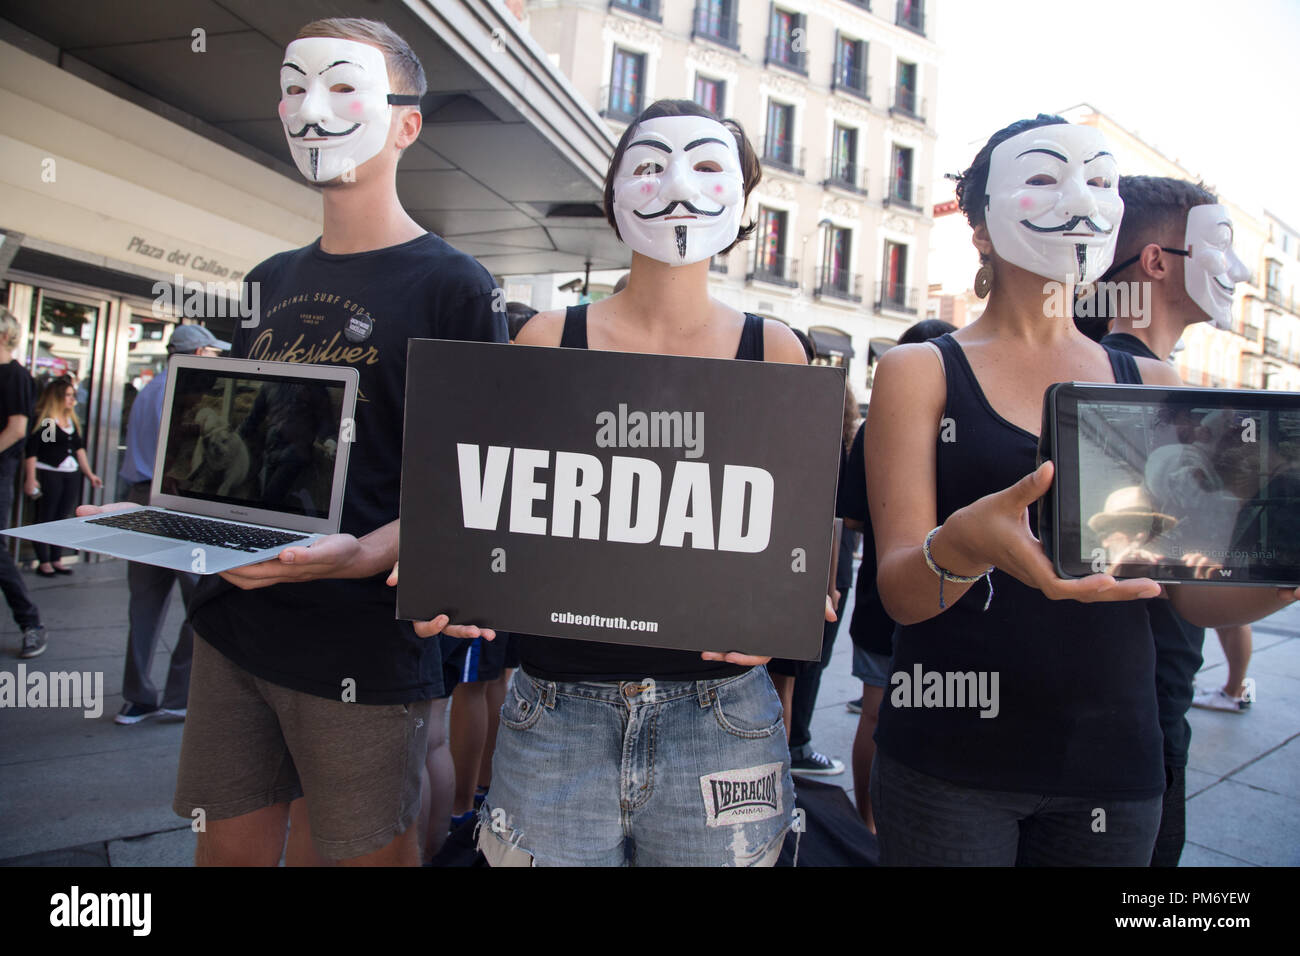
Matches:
[846,697,863,714]
[19,626,47,659]
[115,702,161,725]
[790,750,845,776]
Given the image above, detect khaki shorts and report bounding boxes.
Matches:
[174,634,432,861]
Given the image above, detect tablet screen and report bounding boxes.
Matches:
[1070,396,1300,583]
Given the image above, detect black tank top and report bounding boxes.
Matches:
[516,304,766,682]
[874,333,1165,800]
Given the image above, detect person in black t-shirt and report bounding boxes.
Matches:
[867,116,1297,867]
[416,99,831,867]
[0,306,47,659]
[79,18,504,867]
[841,318,953,832]
[25,378,103,575]
[1081,175,1258,865]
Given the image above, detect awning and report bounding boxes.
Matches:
[1,0,628,276]
[809,326,855,359]
[868,337,897,363]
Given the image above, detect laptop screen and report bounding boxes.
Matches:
[158,365,347,520]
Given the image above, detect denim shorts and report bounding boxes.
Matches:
[477,665,796,866]
[851,645,892,689]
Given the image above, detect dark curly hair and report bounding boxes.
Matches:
[953,113,1069,231]
[603,99,762,256]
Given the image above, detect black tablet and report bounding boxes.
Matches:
[1039,382,1300,585]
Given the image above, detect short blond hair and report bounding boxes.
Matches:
[296,18,427,100]
[0,306,21,348]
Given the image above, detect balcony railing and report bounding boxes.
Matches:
[816,267,863,303]
[882,177,924,212]
[1265,286,1297,313]
[766,34,807,74]
[1241,323,1262,342]
[610,0,662,21]
[693,1,740,48]
[876,281,919,314]
[896,0,926,35]
[748,253,800,287]
[599,84,642,123]
[823,156,867,194]
[832,63,871,100]
[889,85,926,122]
[709,255,729,274]
[760,135,805,175]
[844,0,871,9]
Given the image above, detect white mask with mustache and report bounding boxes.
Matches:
[612,116,745,266]
[984,124,1123,284]
[1184,204,1251,329]
[279,38,406,184]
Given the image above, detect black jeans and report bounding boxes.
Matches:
[1149,761,1187,867]
[33,469,81,564]
[0,455,40,628]
[788,588,848,756]
[870,749,1163,866]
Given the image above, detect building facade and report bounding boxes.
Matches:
[520,0,939,391]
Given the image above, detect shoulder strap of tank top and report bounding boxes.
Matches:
[737,313,765,361]
[1104,345,1143,385]
[559,304,589,349]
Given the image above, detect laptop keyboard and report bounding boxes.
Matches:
[85,510,309,553]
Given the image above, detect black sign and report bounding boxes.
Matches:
[398,339,846,660]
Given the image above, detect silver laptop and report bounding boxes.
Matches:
[4,355,358,574]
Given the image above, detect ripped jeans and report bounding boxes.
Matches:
[477,665,795,866]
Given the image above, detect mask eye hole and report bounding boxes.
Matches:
[693,161,722,173]
[284,85,305,95]
[330,83,356,94]
[633,162,663,176]
[1088,176,1113,188]
[1026,174,1057,186]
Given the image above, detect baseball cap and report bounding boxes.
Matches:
[169,324,232,353]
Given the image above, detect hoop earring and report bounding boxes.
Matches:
[974,263,993,299]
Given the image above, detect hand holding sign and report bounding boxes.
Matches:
[387,562,496,641]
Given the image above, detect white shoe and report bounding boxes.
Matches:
[1191,687,1249,713]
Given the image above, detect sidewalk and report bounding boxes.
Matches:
[1,558,1297,866]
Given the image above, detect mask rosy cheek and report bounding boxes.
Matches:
[1019,197,1035,210]
[351,102,365,115]
[277,101,288,117]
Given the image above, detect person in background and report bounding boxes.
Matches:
[1078,174,1255,864]
[441,632,515,833]
[842,318,955,830]
[113,324,228,725]
[0,306,47,659]
[505,301,537,343]
[25,377,102,576]
[775,383,861,777]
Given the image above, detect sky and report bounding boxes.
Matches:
[932,0,1300,223]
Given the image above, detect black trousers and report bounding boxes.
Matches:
[788,588,849,753]
[0,455,40,628]
[33,469,82,564]
[1150,761,1187,867]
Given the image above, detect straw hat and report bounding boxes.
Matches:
[1087,485,1178,537]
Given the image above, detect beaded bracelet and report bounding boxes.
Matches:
[922,526,995,611]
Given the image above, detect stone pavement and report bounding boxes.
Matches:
[0,558,1296,866]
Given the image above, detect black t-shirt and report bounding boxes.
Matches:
[0,361,34,463]
[1101,330,1206,767]
[189,233,507,704]
[876,335,1165,799]
[27,416,85,468]
[839,422,897,656]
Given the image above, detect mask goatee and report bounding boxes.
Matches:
[1075,244,1087,284]
[675,225,688,261]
